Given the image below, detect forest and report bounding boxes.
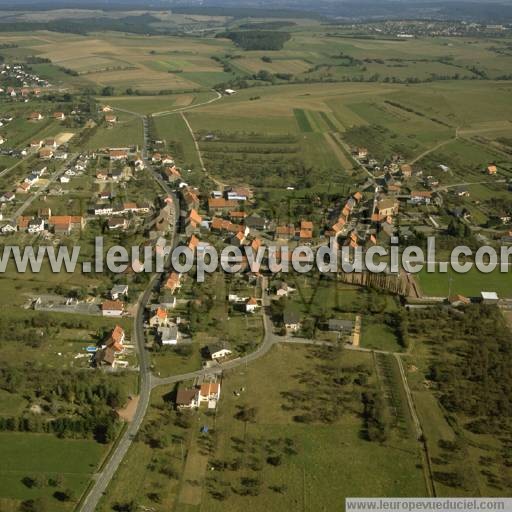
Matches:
[217,30,291,51]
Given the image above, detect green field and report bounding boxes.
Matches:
[100,344,426,511]
[153,113,202,171]
[83,113,143,149]
[417,265,512,298]
[2,14,512,509]
[293,108,313,132]
[0,433,107,511]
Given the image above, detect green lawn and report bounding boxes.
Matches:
[293,108,313,132]
[361,320,402,353]
[152,347,202,378]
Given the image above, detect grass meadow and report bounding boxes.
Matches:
[0,432,108,512]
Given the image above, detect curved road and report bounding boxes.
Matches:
[80,93,272,511]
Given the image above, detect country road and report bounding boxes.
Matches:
[152,90,222,117]
[79,105,179,512]
[80,92,434,510]
[7,152,78,221]
[79,92,256,512]
[0,149,35,179]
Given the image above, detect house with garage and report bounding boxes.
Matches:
[199,381,221,408]
[109,148,128,161]
[106,324,125,352]
[410,191,432,205]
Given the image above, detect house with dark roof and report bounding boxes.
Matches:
[283,310,301,332]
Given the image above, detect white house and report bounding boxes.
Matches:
[1,192,15,202]
[245,297,259,313]
[275,282,294,297]
[94,204,114,216]
[110,284,129,300]
[59,176,70,184]
[207,342,232,360]
[27,218,45,234]
[1,222,17,234]
[158,324,179,345]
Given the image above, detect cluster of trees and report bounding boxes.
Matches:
[206,435,297,501]
[217,30,291,51]
[0,366,127,443]
[202,149,315,189]
[239,21,296,30]
[0,14,175,37]
[410,306,512,432]
[187,285,215,334]
[0,312,100,348]
[26,56,51,64]
[280,345,373,425]
[362,390,390,442]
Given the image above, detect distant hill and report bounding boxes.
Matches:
[1,0,512,22]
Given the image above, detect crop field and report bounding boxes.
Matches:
[238,57,311,74]
[153,113,202,171]
[1,14,512,511]
[0,31,234,92]
[99,91,218,115]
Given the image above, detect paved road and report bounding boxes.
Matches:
[79,279,157,512]
[154,277,275,386]
[80,273,274,511]
[79,95,249,511]
[0,149,35,179]
[79,111,179,511]
[7,153,78,221]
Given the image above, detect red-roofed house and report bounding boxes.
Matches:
[101,300,124,317]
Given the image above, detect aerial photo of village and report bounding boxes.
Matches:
[0,0,512,511]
